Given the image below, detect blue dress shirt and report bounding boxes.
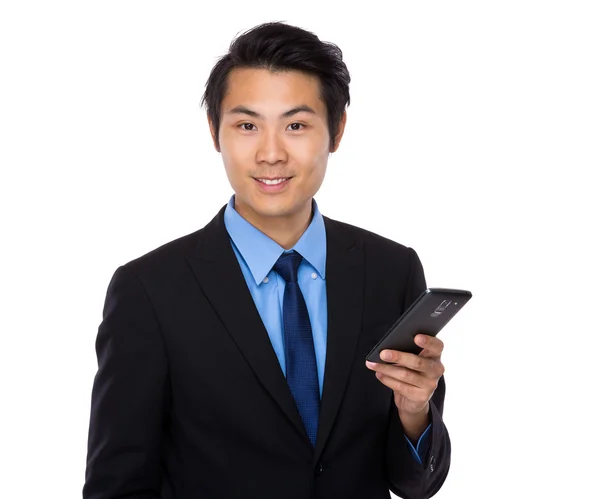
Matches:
[223,195,430,464]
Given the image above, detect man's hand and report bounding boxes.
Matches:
[366,334,445,441]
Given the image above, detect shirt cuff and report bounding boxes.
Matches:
[404,423,432,464]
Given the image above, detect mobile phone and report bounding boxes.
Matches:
[365,288,472,363]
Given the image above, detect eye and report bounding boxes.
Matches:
[287,123,305,131]
[239,123,257,131]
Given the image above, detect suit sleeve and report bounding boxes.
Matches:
[386,247,451,499]
[83,265,169,499]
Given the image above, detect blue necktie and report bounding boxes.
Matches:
[273,251,320,446]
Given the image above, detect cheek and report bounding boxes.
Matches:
[299,144,329,183]
[291,135,329,167]
[220,136,253,177]
[221,155,248,193]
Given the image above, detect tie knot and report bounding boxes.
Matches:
[273,250,303,283]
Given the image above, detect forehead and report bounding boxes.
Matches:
[222,68,326,114]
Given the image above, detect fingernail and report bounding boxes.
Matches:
[381,351,392,361]
[366,361,377,369]
[416,335,427,346]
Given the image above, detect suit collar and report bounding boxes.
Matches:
[223,196,326,285]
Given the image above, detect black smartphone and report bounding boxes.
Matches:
[365,288,472,363]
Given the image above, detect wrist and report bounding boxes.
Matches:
[399,404,430,444]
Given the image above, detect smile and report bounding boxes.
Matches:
[255,178,291,185]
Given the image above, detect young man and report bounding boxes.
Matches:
[83,22,450,499]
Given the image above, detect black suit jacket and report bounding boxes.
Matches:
[83,206,450,499]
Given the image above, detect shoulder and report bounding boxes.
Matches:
[100,228,204,298]
[118,207,226,278]
[324,216,427,312]
[125,228,203,270]
[323,216,420,266]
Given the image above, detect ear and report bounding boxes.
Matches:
[207,115,221,152]
[330,111,347,153]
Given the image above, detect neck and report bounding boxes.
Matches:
[234,199,313,250]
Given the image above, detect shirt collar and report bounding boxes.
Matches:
[224,195,326,286]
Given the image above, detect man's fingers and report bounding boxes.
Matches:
[415,335,444,357]
[366,359,444,382]
[376,349,443,377]
[373,372,435,405]
[370,364,422,387]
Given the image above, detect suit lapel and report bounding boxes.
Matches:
[314,217,364,462]
[185,207,309,443]
[185,208,365,455]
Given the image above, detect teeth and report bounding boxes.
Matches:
[258,178,287,185]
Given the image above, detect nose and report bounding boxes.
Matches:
[255,129,288,165]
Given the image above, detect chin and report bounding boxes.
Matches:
[248,197,305,219]
[254,203,298,219]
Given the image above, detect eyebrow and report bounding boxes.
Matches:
[226,105,317,119]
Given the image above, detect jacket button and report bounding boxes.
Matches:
[315,463,324,476]
[429,455,436,473]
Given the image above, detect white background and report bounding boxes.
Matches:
[1,1,599,497]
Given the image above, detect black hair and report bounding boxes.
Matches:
[200,22,351,150]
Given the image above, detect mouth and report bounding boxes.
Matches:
[253,177,292,185]
[253,176,293,192]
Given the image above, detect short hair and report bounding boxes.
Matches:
[201,22,351,149]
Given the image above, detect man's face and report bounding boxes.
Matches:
[210,68,344,226]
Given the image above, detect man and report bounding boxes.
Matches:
[83,22,450,499]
